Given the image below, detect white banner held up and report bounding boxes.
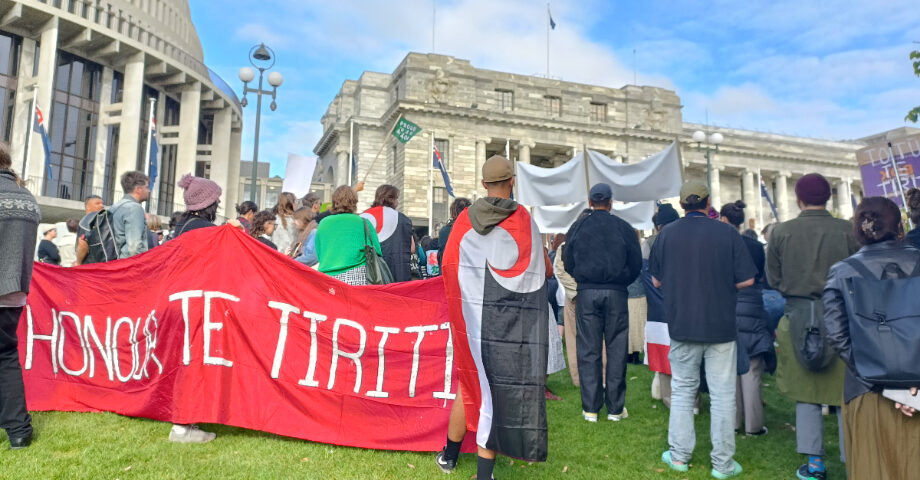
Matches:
[587,142,682,202]
[532,202,588,233]
[282,154,318,199]
[515,155,588,206]
[610,201,656,231]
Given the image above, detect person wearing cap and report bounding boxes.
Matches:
[765,173,857,480]
[563,183,642,424]
[437,155,550,480]
[649,180,756,479]
[37,227,61,265]
[111,171,151,259]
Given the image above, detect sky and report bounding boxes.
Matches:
[189,0,920,177]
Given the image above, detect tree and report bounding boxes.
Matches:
[908,50,920,123]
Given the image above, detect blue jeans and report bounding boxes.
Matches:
[668,339,737,474]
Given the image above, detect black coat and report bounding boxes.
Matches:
[563,210,642,291]
[736,236,776,373]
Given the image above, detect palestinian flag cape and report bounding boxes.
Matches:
[441,204,548,462]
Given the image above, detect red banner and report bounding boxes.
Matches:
[19,226,469,451]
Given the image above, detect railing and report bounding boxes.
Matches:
[25,175,103,202]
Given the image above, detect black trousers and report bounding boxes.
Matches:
[575,289,629,415]
[0,307,31,439]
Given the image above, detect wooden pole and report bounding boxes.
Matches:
[361,113,404,184]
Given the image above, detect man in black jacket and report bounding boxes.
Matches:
[564,183,642,422]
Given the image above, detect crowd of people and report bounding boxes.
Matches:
[1,143,919,480]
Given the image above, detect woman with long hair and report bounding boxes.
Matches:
[271,192,298,253]
[824,197,920,479]
[249,210,278,250]
[290,207,319,265]
[314,186,382,285]
[360,184,414,282]
[235,201,258,233]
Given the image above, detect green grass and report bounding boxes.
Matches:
[1,364,843,479]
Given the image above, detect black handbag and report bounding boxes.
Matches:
[842,257,920,388]
[363,220,394,285]
[787,298,836,372]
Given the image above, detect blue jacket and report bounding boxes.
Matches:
[111,195,148,259]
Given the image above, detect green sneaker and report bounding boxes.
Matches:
[661,451,689,472]
[711,460,743,479]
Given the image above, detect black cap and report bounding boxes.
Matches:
[654,204,679,227]
[589,183,612,203]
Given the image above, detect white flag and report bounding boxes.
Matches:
[586,142,682,202]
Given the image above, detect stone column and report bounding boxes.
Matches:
[227,126,242,207]
[775,172,790,221]
[742,170,757,226]
[335,148,349,187]
[115,52,146,198]
[92,67,114,198]
[710,167,722,209]
[838,178,854,219]
[176,82,201,181]
[474,137,489,198]
[209,105,233,218]
[518,140,535,165]
[10,38,37,176]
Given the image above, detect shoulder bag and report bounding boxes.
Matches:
[363,219,394,285]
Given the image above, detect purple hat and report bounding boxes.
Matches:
[178,174,222,211]
[795,173,831,206]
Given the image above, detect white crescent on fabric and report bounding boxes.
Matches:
[359,206,399,243]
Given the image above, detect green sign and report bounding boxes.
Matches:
[391,118,421,144]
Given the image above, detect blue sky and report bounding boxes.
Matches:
[190,0,920,177]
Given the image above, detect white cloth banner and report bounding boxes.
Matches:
[532,202,588,233]
[610,201,656,231]
[515,156,588,207]
[586,142,682,202]
[281,153,318,199]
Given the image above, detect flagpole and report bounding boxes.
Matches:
[24,85,37,185]
[428,132,435,235]
[348,118,354,186]
[143,98,155,210]
[757,168,764,228]
[361,113,404,184]
[546,3,550,78]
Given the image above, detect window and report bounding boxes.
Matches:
[136,86,159,171]
[111,70,124,103]
[0,32,21,144]
[434,139,449,170]
[432,186,449,230]
[155,95,181,213]
[544,95,561,117]
[195,161,211,178]
[198,114,214,145]
[390,144,397,175]
[590,102,607,122]
[103,125,119,203]
[495,89,513,111]
[44,51,102,201]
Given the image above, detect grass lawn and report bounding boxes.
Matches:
[2,364,844,479]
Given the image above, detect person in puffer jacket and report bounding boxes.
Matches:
[719,201,776,437]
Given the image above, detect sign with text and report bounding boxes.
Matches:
[855,133,920,206]
[391,118,421,144]
[20,226,473,452]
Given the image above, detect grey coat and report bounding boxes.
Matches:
[0,170,41,297]
[823,240,920,403]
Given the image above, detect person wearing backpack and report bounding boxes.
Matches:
[111,171,151,259]
[823,197,920,480]
[564,183,642,424]
[765,173,858,480]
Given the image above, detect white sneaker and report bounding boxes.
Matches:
[583,411,598,423]
[168,424,216,444]
[607,407,628,421]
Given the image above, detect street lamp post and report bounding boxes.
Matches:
[692,129,723,193]
[239,43,283,203]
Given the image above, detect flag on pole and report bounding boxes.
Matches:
[760,177,779,221]
[391,118,421,144]
[851,193,859,212]
[549,7,556,29]
[432,145,454,197]
[148,118,159,188]
[33,103,52,180]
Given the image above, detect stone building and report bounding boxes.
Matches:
[314,52,898,234]
[1,0,242,222]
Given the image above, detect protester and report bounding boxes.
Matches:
[626,229,647,365]
[56,219,78,267]
[314,186,382,286]
[361,185,414,282]
[823,197,920,480]
[146,215,162,249]
[302,192,322,213]
[650,180,756,479]
[111,171,150,259]
[554,228,583,387]
[271,192,298,253]
[907,188,920,249]
[235,200,258,233]
[766,173,857,480]
[720,201,775,437]
[437,197,472,266]
[547,233,565,338]
[37,227,61,265]
[0,146,38,449]
[75,195,104,265]
[250,210,278,250]
[289,207,318,260]
[564,183,642,423]
[166,173,228,443]
[437,155,548,479]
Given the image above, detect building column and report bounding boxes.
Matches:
[209,105,233,218]
[775,172,790,222]
[474,137,489,198]
[710,166,721,209]
[176,82,201,181]
[92,67,114,198]
[742,170,757,227]
[838,178,854,219]
[335,148,349,187]
[115,52,146,198]
[227,126,242,208]
[10,38,37,177]
[518,140,535,165]
[23,19,59,188]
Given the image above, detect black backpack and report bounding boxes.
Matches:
[79,207,121,264]
[842,257,920,388]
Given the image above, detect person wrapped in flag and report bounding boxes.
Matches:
[360,184,414,282]
[436,155,549,480]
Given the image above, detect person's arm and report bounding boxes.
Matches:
[765,233,782,290]
[733,233,758,290]
[823,264,856,370]
[48,243,61,263]
[648,235,663,288]
[563,222,578,276]
[121,204,149,258]
[365,219,383,256]
[543,247,553,279]
[75,236,88,265]
[624,223,642,282]
[652,276,662,289]
[295,231,319,266]
[554,244,577,295]
[735,278,755,289]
